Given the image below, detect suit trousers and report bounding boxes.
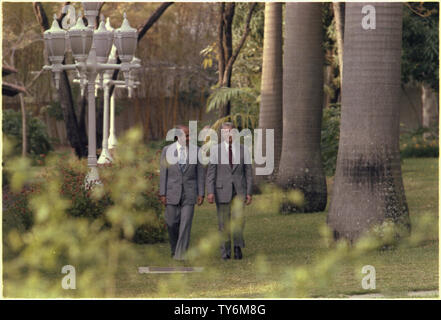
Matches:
[165,190,194,260]
[216,185,245,258]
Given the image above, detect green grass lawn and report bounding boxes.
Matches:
[113,158,439,298]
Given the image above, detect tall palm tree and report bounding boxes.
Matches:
[255,2,283,184]
[276,2,327,213]
[327,3,410,242]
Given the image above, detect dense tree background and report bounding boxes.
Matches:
[2,2,438,161]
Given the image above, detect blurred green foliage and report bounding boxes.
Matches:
[277,213,436,297]
[3,128,167,297]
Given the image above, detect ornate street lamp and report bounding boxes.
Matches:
[114,13,138,86]
[97,64,140,165]
[43,15,69,90]
[97,19,140,164]
[94,18,114,88]
[42,4,141,187]
[106,18,118,150]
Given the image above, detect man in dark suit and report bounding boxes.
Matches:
[159,125,205,260]
[206,122,253,260]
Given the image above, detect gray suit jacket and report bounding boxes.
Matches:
[206,143,253,203]
[159,142,205,206]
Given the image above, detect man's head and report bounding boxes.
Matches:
[221,122,235,144]
[175,125,189,146]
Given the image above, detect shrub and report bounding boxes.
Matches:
[2,109,53,158]
[321,103,341,176]
[133,218,167,244]
[319,106,439,176]
[3,186,35,234]
[3,142,166,246]
[55,157,113,219]
[400,127,439,158]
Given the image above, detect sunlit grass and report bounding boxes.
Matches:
[113,158,438,298]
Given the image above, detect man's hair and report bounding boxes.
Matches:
[175,124,188,131]
[221,122,235,129]
[174,124,188,140]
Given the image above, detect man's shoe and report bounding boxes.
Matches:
[234,246,242,260]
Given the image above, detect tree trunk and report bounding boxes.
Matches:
[327,3,410,242]
[59,69,88,157]
[109,2,174,98]
[255,2,283,185]
[217,3,235,118]
[78,94,88,150]
[33,2,88,158]
[217,2,257,119]
[19,93,27,157]
[276,2,327,213]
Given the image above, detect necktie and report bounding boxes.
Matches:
[228,143,233,168]
[179,146,186,172]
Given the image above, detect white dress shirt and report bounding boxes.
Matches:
[224,141,236,163]
[177,141,187,163]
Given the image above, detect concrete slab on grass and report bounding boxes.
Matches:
[407,290,439,297]
[138,267,204,274]
[347,293,385,299]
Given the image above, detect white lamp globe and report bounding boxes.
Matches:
[94,19,114,63]
[114,13,138,63]
[68,16,94,63]
[43,15,67,65]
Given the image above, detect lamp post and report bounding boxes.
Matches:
[108,92,118,150]
[105,17,118,150]
[43,3,140,187]
[97,20,140,164]
[106,18,118,151]
[98,64,140,164]
[106,57,141,153]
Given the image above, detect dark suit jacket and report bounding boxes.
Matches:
[206,143,253,203]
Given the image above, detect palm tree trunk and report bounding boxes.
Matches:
[327,3,410,242]
[255,2,283,185]
[276,2,327,213]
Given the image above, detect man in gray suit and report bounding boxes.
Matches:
[159,125,205,260]
[206,122,253,260]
